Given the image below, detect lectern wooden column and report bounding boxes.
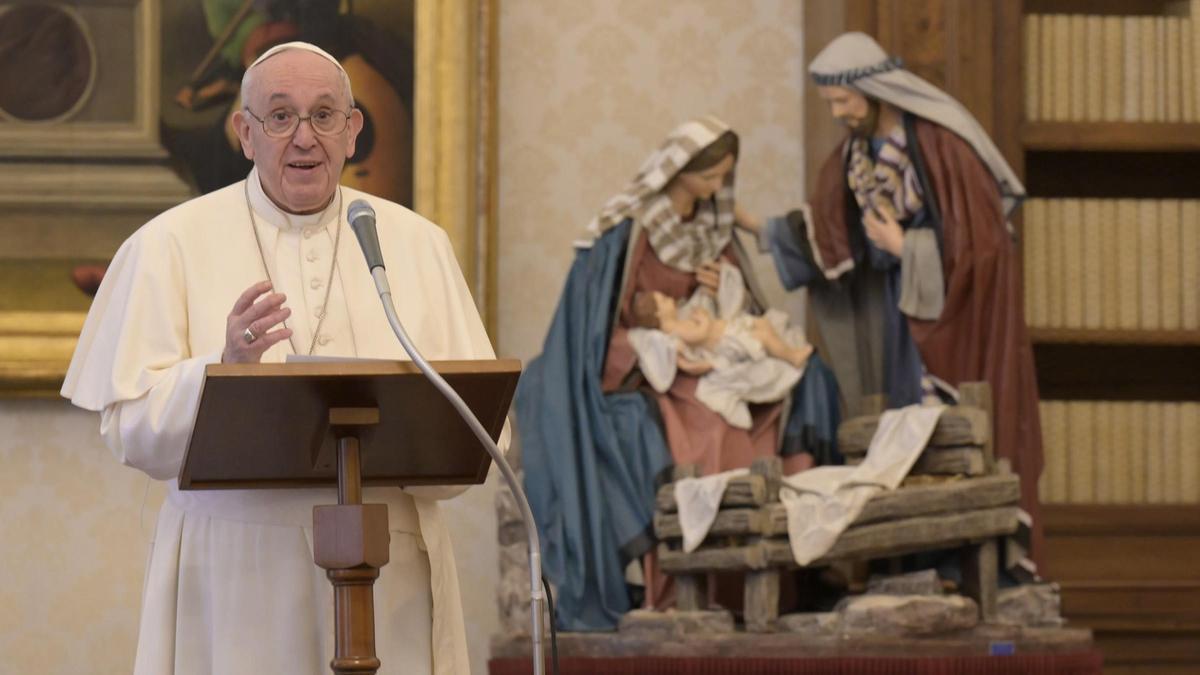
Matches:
[179,360,521,675]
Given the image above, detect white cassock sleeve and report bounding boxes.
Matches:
[62,223,223,480]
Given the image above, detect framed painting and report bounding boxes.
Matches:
[0,0,498,396]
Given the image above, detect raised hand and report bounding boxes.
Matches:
[222,281,293,363]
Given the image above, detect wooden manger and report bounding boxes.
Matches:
[653,383,1022,632]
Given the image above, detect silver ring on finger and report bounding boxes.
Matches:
[242,326,258,344]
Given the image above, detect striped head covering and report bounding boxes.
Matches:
[587,116,737,272]
[810,32,1025,216]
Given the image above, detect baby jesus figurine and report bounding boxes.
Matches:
[627,265,814,430]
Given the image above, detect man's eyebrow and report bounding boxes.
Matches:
[266,92,338,105]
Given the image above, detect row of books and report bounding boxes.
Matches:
[1024,8,1200,123]
[1040,400,1200,504]
[1022,198,1200,331]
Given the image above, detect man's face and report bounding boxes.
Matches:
[818,85,877,136]
[233,50,364,214]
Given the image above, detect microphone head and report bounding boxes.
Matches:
[347,198,386,271]
[348,198,376,228]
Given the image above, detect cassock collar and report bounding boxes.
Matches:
[246,167,340,234]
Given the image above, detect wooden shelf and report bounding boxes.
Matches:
[1022,122,1200,152]
[1044,504,1200,536]
[1030,328,1200,346]
[1034,342,1200,400]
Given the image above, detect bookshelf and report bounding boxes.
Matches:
[1022,2,1200,671]
[804,1,1200,671]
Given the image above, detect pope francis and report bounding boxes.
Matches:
[62,42,497,675]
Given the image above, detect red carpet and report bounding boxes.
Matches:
[490,652,1103,675]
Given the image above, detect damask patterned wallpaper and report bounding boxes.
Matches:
[0,3,808,674]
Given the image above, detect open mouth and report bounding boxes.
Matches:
[287,161,321,172]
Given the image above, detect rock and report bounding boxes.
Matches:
[497,541,552,635]
[495,485,526,546]
[838,594,979,636]
[777,612,840,635]
[866,569,944,596]
[618,608,735,635]
[996,583,1064,627]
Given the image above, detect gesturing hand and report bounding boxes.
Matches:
[863,207,905,257]
[222,281,293,363]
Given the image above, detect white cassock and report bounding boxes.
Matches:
[62,169,503,675]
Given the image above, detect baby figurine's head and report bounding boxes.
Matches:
[632,291,678,329]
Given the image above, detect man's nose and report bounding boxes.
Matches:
[292,118,318,147]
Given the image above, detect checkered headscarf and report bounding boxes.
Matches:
[587,116,737,272]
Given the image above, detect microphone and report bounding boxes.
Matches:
[348,199,386,272]
[347,201,548,675]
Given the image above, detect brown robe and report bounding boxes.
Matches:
[810,118,1045,563]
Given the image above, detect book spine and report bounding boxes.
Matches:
[1101,200,1121,329]
[1141,17,1158,121]
[1063,199,1085,328]
[1145,402,1164,503]
[1130,402,1147,502]
[1124,17,1142,121]
[1160,200,1182,330]
[1103,16,1125,121]
[1067,401,1095,502]
[1139,200,1161,329]
[1181,402,1200,503]
[1166,17,1183,122]
[1082,199,1103,329]
[1182,200,1200,330]
[1026,14,1041,121]
[1116,199,1141,329]
[1111,402,1133,503]
[1163,403,1182,503]
[1094,401,1113,503]
[1025,199,1049,327]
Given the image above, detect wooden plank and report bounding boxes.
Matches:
[1021,122,1200,151]
[675,574,706,612]
[912,447,987,476]
[957,382,996,473]
[655,507,765,541]
[1030,328,1200,346]
[838,406,989,455]
[847,445,986,476]
[659,540,769,573]
[783,507,1019,567]
[659,507,1020,574]
[655,475,1021,541]
[744,566,780,633]
[656,474,766,513]
[752,456,782,503]
[961,538,999,621]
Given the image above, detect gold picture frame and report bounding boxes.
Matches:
[0,0,498,397]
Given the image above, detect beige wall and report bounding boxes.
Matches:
[0,3,808,674]
[497,0,808,362]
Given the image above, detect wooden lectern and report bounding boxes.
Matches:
[179,359,521,675]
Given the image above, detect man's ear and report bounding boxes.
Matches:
[231,109,255,160]
[344,108,365,159]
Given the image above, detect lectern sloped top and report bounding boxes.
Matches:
[179,359,521,490]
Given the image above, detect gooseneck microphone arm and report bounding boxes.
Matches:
[347,199,546,675]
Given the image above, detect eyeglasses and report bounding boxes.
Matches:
[243,107,353,138]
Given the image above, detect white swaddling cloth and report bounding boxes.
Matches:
[628,263,809,428]
[780,404,945,565]
[673,468,751,552]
